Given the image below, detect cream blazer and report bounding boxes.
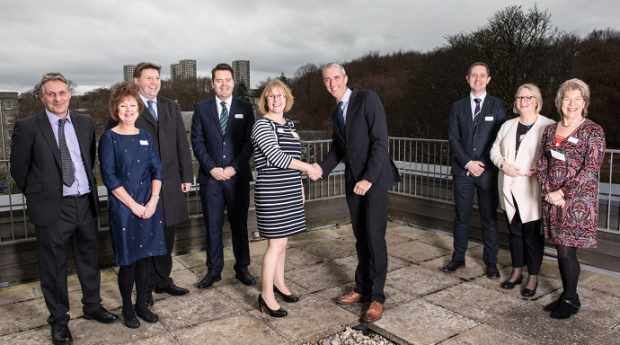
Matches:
[490,115,555,223]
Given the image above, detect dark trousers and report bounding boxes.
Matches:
[504,198,544,275]
[35,196,101,326]
[148,225,176,292]
[452,175,499,264]
[347,185,389,304]
[199,181,251,275]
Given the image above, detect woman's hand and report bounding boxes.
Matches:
[524,168,537,177]
[502,164,523,178]
[143,196,159,219]
[545,190,565,206]
[301,180,305,205]
[129,203,147,218]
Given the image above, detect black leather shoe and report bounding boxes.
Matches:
[442,259,465,272]
[521,282,538,297]
[146,292,154,307]
[197,273,222,289]
[83,306,118,324]
[550,297,580,319]
[51,324,73,345]
[236,271,257,286]
[545,294,580,312]
[258,294,287,317]
[155,283,189,296]
[500,274,523,289]
[274,285,300,303]
[486,264,500,279]
[135,306,158,323]
[122,310,140,329]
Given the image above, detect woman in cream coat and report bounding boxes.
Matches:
[491,83,554,297]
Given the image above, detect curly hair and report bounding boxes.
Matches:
[109,82,144,121]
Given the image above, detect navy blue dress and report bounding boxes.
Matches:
[99,129,166,266]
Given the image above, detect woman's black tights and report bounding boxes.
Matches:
[556,245,580,300]
[118,257,152,319]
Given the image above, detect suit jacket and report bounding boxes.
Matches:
[448,95,507,178]
[319,89,400,190]
[105,95,193,227]
[10,110,99,226]
[191,97,255,185]
[490,115,555,223]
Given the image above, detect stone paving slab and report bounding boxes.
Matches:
[0,281,43,306]
[68,282,123,319]
[536,286,620,328]
[332,255,410,274]
[313,283,416,319]
[385,225,436,240]
[286,262,355,293]
[74,311,168,344]
[438,324,537,345]
[424,282,527,322]
[249,294,358,343]
[174,313,288,345]
[421,255,487,280]
[580,272,620,299]
[588,330,620,345]
[386,265,461,298]
[0,326,52,345]
[486,302,609,345]
[472,265,563,298]
[416,233,480,251]
[466,246,513,267]
[123,332,180,345]
[388,240,451,263]
[370,299,479,345]
[0,297,50,336]
[292,238,358,260]
[217,280,308,312]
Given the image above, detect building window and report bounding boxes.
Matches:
[6,116,13,125]
[5,101,11,110]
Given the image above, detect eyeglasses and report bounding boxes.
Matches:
[515,96,534,102]
[267,94,286,100]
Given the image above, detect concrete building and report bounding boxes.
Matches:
[171,59,197,81]
[232,60,250,87]
[123,64,136,83]
[0,92,19,159]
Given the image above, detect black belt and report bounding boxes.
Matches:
[63,193,90,199]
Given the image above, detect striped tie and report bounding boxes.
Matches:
[220,101,229,135]
[473,98,481,128]
[147,100,157,121]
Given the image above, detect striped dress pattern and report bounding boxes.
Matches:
[251,117,307,239]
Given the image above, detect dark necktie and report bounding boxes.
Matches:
[336,101,345,140]
[220,101,229,135]
[58,118,75,187]
[148,100,158,121]
[473,98,481,128]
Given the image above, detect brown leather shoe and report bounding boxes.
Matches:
[363,301,384,322]
[335,291,369,305]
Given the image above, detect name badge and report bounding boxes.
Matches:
[550,150,566,161]
[485,116,494,121]
[277,128,285,133]
[291,131,300,139]
[567,136,579,144]
[235,114,243,119]
[140,140,149,145]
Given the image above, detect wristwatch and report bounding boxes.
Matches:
[499,163,505,170]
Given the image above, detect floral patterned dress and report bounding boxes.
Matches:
[536,119,605,248]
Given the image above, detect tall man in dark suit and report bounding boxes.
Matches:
[11,73,118,345]
[191,63,256,288]
[106,62,194,304]
[443,62,507,278]
[314,63,400,322]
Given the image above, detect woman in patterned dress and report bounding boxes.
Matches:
[536,79,605,319]
[251,79,320,317]
[99,83,166,328]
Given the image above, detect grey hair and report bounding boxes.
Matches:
[322,62,346,76]
[39,72,69,95]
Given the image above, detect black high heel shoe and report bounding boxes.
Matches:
[500,274,523,289]
[273,285,300,303]
[521,282,538,297]
[258,294,287,317]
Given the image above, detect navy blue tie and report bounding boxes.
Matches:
[336,101,345,140]
[473,98,481,128]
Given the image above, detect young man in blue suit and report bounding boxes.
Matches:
[191,63,256,288]
[444,62,507,278]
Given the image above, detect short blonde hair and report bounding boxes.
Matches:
[258,79,294,114]
[555,78,590,118]
[513,83,543,114]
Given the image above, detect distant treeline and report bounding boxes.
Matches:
[17,5,620,147]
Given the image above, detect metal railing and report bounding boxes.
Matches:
[1,138,618,245]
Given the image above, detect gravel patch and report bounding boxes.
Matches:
[303,327,396,345]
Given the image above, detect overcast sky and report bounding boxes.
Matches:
[1,0,618,94]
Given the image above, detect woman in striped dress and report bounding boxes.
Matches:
[252,79,320,317]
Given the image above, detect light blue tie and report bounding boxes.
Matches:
[147,100,158,121]
[220,102,229,135]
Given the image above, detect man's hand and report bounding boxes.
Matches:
[181,183,192,193]
[210,167,230,181]
[353,179,372,195]
[466,161,485,177]
[309,163,323,181]
[223,166,237,177]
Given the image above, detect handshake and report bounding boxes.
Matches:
[306,163,323,181]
